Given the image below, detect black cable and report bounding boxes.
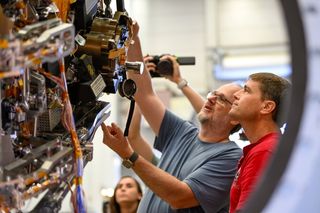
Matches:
[124,99,135,137]
[116,0,125,12]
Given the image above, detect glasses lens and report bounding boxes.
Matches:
[216,95,225,104]
[207,91,232,105]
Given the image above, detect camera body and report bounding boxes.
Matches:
[149,55,196,77]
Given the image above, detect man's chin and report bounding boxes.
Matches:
[228,110,238,120]
[197,113,209,124]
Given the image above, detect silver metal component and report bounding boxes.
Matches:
[86,103,111,142]
[37,107,62,132]
[27,70,47,116]
[0,135,15,167]
[33,117,38,137]
[125,61,144,74]
[0,18,75,73]
[15,111,26,123]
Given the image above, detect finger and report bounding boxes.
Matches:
[143,56,154,63]
[111,123,127,140]
[160,54,170,60]
[161,55,177,65]
[146,63,156,70]
[101,123,112,139]
[102,124,117,138]
[111,123,124,135]
[148,67,156,72]
[101,123,108,134]
[101,123,112,146]
[166,55,176,60]
[143,55,149,60]
[105,125,116,136]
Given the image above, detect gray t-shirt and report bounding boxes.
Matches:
[138,110,242,213]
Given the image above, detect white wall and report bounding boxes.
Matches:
[218,0,287,47]
[131,0,209,93]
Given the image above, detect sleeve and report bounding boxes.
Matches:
[154,110,195,152]
[235,150,273,212]
[184,152,240,212]
[151,154,160,166]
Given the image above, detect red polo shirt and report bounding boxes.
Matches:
[229,132,279,213]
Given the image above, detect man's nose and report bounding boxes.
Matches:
[207,94,218,104]
[234,91,241,100]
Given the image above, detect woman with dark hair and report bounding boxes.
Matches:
[108,176,143,213]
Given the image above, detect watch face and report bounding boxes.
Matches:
[122,159,133,168]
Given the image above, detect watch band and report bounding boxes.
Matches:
[128,151,139,163]
[177,79,188,89]
[122,152,139,169]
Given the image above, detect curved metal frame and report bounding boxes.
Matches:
[242,0,308,212]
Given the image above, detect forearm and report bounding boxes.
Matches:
[161,55,204,113]
[102,123,197,208]
[129,135,154,162]
[132,156,199,209]
[127,35,153,99]
[127,35,166,135]
[128,104,142,139]
[128,105,154,162]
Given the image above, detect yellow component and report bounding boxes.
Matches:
[0,40,9,48]
[87,63,95,77]
[74,177,83,185]
[18,78,24,88]
[24,170,47,186]
[16,0,26,10]
[28,54,42,65]
[119,53,126,65]
[108,48,125,59]
[52,0,72,22]
[70,130,83,157]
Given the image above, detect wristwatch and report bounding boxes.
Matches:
[177,79,188,89]
[122,152,139,169]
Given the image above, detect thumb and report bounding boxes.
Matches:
[101,123,112,138]
[111,123,121,132]
[111,123,125,138]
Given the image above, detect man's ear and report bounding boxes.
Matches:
[261,100,276,115]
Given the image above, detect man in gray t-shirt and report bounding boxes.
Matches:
[137,111,242,212]
[101,21,242,213]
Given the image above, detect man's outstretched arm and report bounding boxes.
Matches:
[127,21,165,136]
[102,123,199,209]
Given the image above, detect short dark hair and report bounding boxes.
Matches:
[249,72,291,125]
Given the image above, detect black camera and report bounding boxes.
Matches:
[149,55,196,77]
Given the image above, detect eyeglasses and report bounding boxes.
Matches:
[207,91,233,106]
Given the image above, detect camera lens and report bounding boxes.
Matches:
[118,79,136,99]
[157,60,173,76]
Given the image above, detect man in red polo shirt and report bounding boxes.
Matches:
[228,72,291,213]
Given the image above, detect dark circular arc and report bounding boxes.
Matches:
[240,0,307,212]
